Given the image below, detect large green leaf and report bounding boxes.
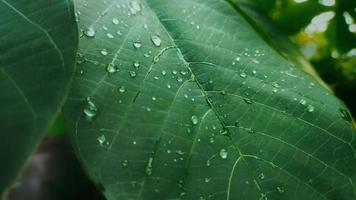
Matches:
[0,0,77,195]
[64,0,356,199]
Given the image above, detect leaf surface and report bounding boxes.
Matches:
[64,0,356,199]
[0,0,77,195]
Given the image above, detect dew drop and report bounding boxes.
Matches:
[83,97,98,119]
[219,149,228,159]
[100,49,108,56]
[272,82,280,88]
[129,71,137,78]
[299,99,307,106]
[339,109,352,122]
[133,41,142,49]
[151,35,162,47]
[84,27,96,37]
[239,70,247,78]
[259,173,265,180]
[106,63,118,73]
[122,160,128,167]
[180,71,187,76]
[129,1,141,15]
[97,135,106,145]
[176,150,184,155]
[277,186,285,194]
[161,70,167,76]
[307,105,315,113]
[177,77,183,82]
[112,18,119,25]
[106,33,114,39]
[133,61,140,68]
[119,86,126,93]
[191,115,199,125]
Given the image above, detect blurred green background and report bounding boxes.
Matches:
[5,0,355,200]
[238,0,356,117]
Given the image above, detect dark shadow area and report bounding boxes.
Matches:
[5,137,106,200]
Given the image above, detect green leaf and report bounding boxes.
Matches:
[0,0,77,195]
[64,0,356,199]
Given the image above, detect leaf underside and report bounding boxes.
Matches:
[0,0,77,195]
[64,0,356,199]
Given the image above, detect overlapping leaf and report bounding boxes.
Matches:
[0,0,77,196]
[64,0,356,199]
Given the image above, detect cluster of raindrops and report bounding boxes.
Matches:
[294,98,316,113]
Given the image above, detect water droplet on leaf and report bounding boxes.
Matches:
[151,35,162,47]
[97,135,106,145]
[277,186,284,194]
[339,109,352,122]
[299,99,307,106]
[100,49,108,56]
[84,27,96,37]
[106,63,118,73]
[83,97,98,119]
[129,71,137,78]
[133,61,140,68]
[191,115,199,125]
[119,86,126,93]
[307,105,314,113]
[129,1,142,15]
[112,18,119,25]
[239,70,247,78]
[133,41,142,49]
[106,33,114,39]
[219,149,228,159]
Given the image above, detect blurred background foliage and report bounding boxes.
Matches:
[236,0,356,117]
[5,1,355,200]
